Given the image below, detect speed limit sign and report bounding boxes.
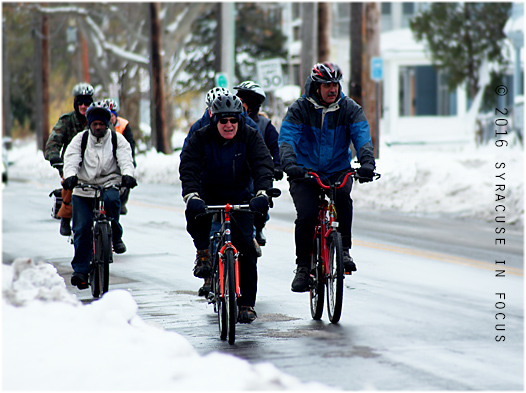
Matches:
[256,59,284,92]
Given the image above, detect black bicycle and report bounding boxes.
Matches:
[205,188,280,344]
[75,183,120,298]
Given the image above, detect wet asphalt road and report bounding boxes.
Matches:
[3,179,523,390]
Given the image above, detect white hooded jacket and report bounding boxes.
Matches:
[63,129,135,198]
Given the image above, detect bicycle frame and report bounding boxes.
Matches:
[309,170,355,276]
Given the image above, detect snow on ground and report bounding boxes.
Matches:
[2,132,523,390]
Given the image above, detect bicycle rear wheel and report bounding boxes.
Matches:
[91,222,111,298]
[214,249,228,341]
[310,235,324,320]
[327,231,344,323]
[224,248,237,344]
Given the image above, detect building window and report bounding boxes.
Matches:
[402,2,416,28]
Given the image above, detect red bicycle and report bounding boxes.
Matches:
[308,169,380,323]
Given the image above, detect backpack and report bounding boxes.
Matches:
[79,130,118,167]
[255,115,271,140]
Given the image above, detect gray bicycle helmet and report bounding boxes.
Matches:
[72,83,94,97]
[210,92,243,117]
[205,87,230,108]
[233,80,266,106]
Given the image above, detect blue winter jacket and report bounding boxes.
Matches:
[278,77,375,176]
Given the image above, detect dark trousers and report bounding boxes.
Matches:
[186,210,258,307]
[71,188,122,274]
[289,175,353,267]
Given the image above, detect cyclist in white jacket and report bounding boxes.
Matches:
[62,102,137,289]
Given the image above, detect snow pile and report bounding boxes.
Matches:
[2,260,334,391]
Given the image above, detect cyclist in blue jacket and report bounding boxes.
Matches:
[279,62,376,293]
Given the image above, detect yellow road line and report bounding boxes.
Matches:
[129,202,523,277]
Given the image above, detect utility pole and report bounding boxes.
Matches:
[300,2,318,93]
[149,3,170,154]
[215,3,235,90]
[41,9,50,150]
[318,3,331,63]
[80,32,90,83]
[3,25,12,142]
[350,3,363,106]
[363,3,380,158]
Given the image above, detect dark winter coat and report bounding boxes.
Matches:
[179,116,274,205]
[279,77,375,176]
[252,113,281,171]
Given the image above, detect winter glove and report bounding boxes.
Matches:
[184,193,206,217]
[285,165,306,180]
[62,175,78,191]
[121,175,138,189]
[273,167,284,181]
[356,163,375,183]
[49,156,63,176]
[249,191,270,215]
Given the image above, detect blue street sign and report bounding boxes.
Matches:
[371,57,383,81]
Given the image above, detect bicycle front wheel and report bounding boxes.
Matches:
[224,248,237,344]
[327,231,344,323]
[91,222,111,298]
[310,235,324,320]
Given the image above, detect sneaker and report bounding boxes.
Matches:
[255,230,266,246]
[238,306,257,323]
[291,266,310,292]
[113,240,127,254]
[253,238,262,257]
[343,250,357,274]
[193,249,212,278]
[198,278,211,297]
[71,271,89,290]
[60,218,71,236]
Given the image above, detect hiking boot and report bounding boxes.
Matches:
[71,271,89,290]
[253,238,262,257]
[343,250,357,274]
[198,278,212,297]
[193,249,212,278]
[238,306,257,323]
[255,230,266,246]
[60,218,71,236]
[113,240,127,254]
[291,266,310,292]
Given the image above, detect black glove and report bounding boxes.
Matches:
[285,165,306,180]
[249,192,269,215]
[121,175,138,189]
[49,156,63,176]
[62,175,78,190]
[357,163,375,183]
[185,194,206,217]
[49,156,63,166]
[273,168,284,181]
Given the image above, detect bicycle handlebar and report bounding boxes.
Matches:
[307,169,381,190]
[75,183,122,192]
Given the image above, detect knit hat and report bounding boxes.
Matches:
[86,106,111,127]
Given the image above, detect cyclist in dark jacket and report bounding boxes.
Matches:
[279,62,376,293]
[44,83,94,237]
[234,81,282,249]
[180,93,274,323]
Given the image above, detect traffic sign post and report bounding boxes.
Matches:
[370,57,383,158]
[256,59,284,92]
[215,73,228,89]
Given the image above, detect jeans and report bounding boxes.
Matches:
[290,174,353,267]
[71,188,122,274]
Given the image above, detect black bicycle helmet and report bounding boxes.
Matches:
[210,92,243,117]
[85,101,111,126]
[233,80,266,106]
[311,62,343,84]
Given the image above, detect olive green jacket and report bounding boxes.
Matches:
[44,111,87,161]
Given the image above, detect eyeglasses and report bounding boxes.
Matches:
[77,100,92,106]
[218,117,238,125]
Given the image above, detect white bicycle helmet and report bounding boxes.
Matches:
[72,83,94,97]
[233,80,266,104]
[102,98,119,113]
[205,87,230,108]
